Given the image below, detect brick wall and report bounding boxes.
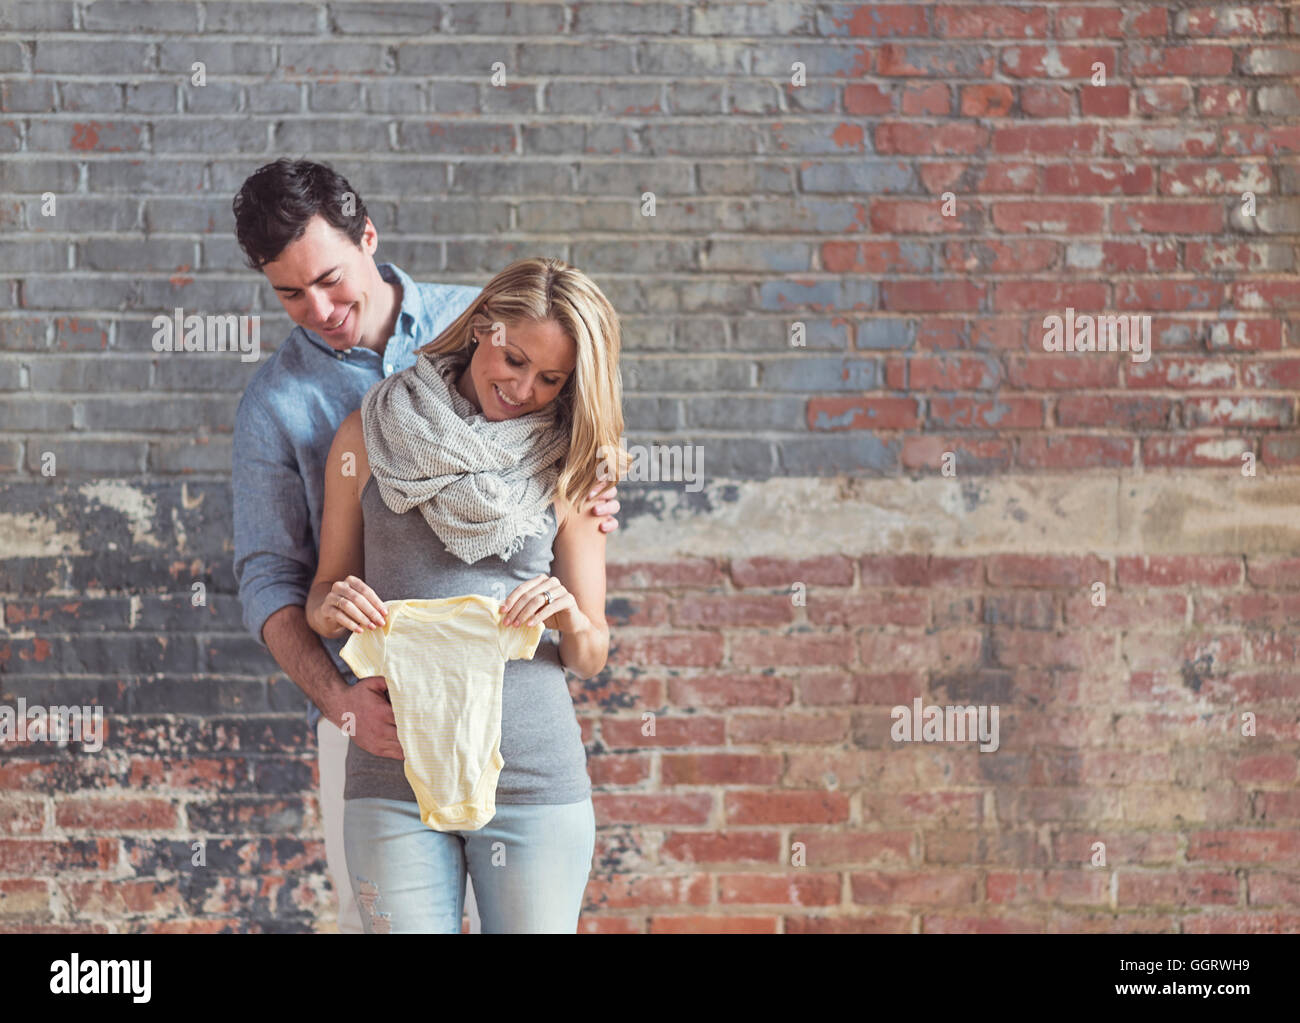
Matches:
[1,2,1298,933]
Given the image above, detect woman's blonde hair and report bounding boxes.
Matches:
[414,257,631,519]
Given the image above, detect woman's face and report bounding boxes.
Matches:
[457,318,576,421]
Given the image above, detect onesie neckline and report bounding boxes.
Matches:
[393,595,490,623]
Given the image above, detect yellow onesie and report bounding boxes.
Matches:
[338,593,544,831]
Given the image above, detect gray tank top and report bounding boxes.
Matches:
[344,473,592,805]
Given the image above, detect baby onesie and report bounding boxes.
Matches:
[338,593,544,831]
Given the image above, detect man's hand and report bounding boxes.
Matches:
[328,675,403,760]
[585,483,620,533]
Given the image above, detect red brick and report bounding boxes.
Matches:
[1197,84,1249,117]
[54,798,177,831]
[1080,85,1130,117]
[659,830,782,865]
[852,869,978,905]
[881,280,983,312]
[905,354,1002,389]
[900,83,950,116]
[1009,357,1122,390]
[718,872,841,905]
[900,435,1013,472]
[662,754,783,787]
[586,874,711,908]
[870,199,975,234]
[807,396,920,431]
[724,791,851,825]
[874,121,988,155]
[730,555,854,588]
[600,715,726,747]
[1001,45,1115,78]
[1055,6,1123,38]
[1190,831,1300,863]
[992,124,1097,155]
[960,83,1014,116]
[667,673,795,708]
[991,201,1104,233]
[649,915,778,933]
[1118,555,1242,587]
[785,914,911,933]
[987,869,1109,905]
[843,83,892,115]
[1129,44,1235,77]
[1019,84,1072,117]
[1111,201,1224,233]
[1143,435,1251,468]
[594,794,713,826]
[1136,83,1193,115]
[1044,161,1154,194]
[858,555,982,588]
[928,396,1042,429]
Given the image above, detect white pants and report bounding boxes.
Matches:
[317,716,482,933]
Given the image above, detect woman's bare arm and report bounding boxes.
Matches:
[305,410,386,638]
[549,495,610,679]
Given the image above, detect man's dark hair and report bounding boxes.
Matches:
[232,157,369,270]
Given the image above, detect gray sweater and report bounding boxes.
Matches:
[344,473,592,805]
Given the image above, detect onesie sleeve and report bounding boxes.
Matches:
[339,620,388,679]
[499,619,544,661]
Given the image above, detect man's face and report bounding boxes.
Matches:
[261,214,379,350]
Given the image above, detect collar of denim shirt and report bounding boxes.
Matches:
[298,262,425,372]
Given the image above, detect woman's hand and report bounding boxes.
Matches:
[316,574,388,635]
[500,574,591,635]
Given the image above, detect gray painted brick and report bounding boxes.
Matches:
[857,319,918,350]
[78,395,237,432]
[180,81,243,114]
[756,356,879,391]
[801,159,916,194]
[685,396,808,430]
[575,3,684,34]
[157,41,275,75]
[759,279,877,312]
[623,356,755,392]
[2,397,76,430]
[667,81,723,114]
[447,2,566,35]
[125,82,179,113]
[0,1,76,30]
[517,42,639,75]
[331,2,440,34]
[57,82,124,112]
[149,436,234,473]
[82,1,200,32]
[204,1,323,34]
[35,41,153,75]
[1,80,57,113]
[78,238,197,272]
[27,356,153,391]
[778,433,900,475]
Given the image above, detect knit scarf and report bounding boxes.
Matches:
[359,346,571,565]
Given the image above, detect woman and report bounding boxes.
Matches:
[304,258,629,933]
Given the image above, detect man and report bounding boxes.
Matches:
[230,158,619,933]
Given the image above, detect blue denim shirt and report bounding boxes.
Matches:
[232,262,481,731]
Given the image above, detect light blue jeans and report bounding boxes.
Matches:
[343,796,596,933]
